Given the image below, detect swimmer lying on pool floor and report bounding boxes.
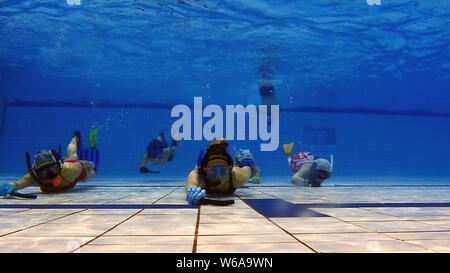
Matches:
[283,142,333,187]
[0,131,97,197]
[185,139,251,205]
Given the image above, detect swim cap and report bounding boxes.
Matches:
[290,152,315,174]
[32,150,62,182]
[33,150,58,170]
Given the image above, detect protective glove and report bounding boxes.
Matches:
[186,186,206,205]
[241,159,255,167]
[0,183,17,197]
[140,167,151,173]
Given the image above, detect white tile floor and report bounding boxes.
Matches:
[0,180,450,253]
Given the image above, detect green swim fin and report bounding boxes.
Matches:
[283,142,294,157]
[89,128,98,148]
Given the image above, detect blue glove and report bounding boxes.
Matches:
[186,186,206,205]
[241,159,255,167]
[0,183,17,197]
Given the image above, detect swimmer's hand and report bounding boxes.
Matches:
[186,186,206,205]
[0,183,17,197]
[252,177,261,184]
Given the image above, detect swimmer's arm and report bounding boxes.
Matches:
[232,166,251,188]
[252,165,261,178]
[291,164,311,186]
[185,169,206,192]
[291,172,305,186]
[9,174,38,190]
[167,146,176,162]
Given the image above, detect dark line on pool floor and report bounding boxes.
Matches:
[2,201,450,210]
[244,199,329,218]
[0,204,197,209]
[299,202,450,208]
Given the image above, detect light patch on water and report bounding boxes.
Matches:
[367,0,381,6]
[67,0,81,6]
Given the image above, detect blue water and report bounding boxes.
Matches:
[0,0,449,184]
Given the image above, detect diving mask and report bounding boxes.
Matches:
[204,159,232,178]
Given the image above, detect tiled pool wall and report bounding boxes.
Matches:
[0,105,449,181]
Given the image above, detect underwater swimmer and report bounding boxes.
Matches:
[139,131,177,173]
[283,142,333,187]
[185,139,251,205]
[235,149,261,184]
[0,131,97,197]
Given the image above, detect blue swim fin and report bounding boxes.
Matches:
[85,147,99,169]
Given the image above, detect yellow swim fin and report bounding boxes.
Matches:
[283,142,294,157]
[89,128,98,148]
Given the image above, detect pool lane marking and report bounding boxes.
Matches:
[298,203,450,208]
[0,204,197,209]
[2,202,450,210]
[239,196,318,253]
[70,186,183,253]
[243,199,329,218]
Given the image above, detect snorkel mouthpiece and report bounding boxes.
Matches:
[51,175,62,187]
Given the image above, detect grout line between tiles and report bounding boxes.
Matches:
[0,190,146,238]
[192,205,201,253]
[330,208,438,252]
[70,186,181,253]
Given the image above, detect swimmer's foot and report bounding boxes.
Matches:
[73,130,81,146]
[73,130,81,140]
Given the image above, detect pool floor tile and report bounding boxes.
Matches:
[196,242,314,253]
[0,182,449,252]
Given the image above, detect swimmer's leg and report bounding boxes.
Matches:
[66,135,79,160]
[167,146,176,162]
